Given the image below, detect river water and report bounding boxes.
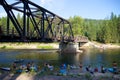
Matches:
[0,48,120,69]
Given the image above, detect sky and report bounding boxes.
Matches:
[0,0,120,19]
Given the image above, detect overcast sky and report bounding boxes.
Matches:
[0,0,120,19]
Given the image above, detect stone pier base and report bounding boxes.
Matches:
[59,42,79,54]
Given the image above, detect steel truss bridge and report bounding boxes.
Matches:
[0,0,74,42]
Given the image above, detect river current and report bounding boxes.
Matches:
[0,49,120,69]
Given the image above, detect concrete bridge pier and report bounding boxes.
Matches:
[59,42,79,54]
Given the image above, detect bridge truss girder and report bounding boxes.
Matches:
[0,0,74,42]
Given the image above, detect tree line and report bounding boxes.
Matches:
[69,13,120,43]
[0,13,120,43]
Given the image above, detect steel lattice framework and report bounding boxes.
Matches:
[0,0,74,42]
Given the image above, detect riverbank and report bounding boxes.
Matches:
[0,41,120,49]
[0,42,59,49]
[81,41,120,49]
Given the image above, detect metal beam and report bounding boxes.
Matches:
[7,15,10,35]
[27,0,69,23]
[0,0,22,37]
[0,0,74,42]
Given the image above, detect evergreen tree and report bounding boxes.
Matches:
[69,16,84,36]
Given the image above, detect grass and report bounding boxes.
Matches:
[112,43,120,46]
[0,45,6,49]
[0,45,14,49]
[37,45,54,49]
[0,42,59,49]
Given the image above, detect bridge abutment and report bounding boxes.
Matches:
[59,42,79,53]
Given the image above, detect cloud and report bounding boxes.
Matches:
[40,0,54,6]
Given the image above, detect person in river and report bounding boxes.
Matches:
[94,67,98,72]
[12,62,17,70]
[26,62,31,72]
[101,66,106,73]
[59,64,67,75]
[86,65,90,72]
[79,62,83,72]
[47,64,54,71]
[112,61,118,73]
[43,62,48,71]
[67,64,70,72]
[86,65,94,74]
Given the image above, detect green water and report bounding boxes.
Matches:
[0,49,120,68]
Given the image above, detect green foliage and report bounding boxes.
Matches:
[98,13,120,43]
[1,45,6,49]
[0,45,13,49]
[69,16,84,36]
[37,45,54,49]
[0,13,120,43]
[68,13,120,43]
[83,19,98,41]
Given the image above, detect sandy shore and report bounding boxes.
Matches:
[81,41,120,49]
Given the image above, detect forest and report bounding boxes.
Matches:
[0,12,120,43]
[69,12,120,43]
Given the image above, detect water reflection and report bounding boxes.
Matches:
[59,48,120,68]
[0,49,120,68]
[59,53,80,65]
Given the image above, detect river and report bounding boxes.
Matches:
[0,48,120,69]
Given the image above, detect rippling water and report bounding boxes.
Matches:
[0,48,120,68]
